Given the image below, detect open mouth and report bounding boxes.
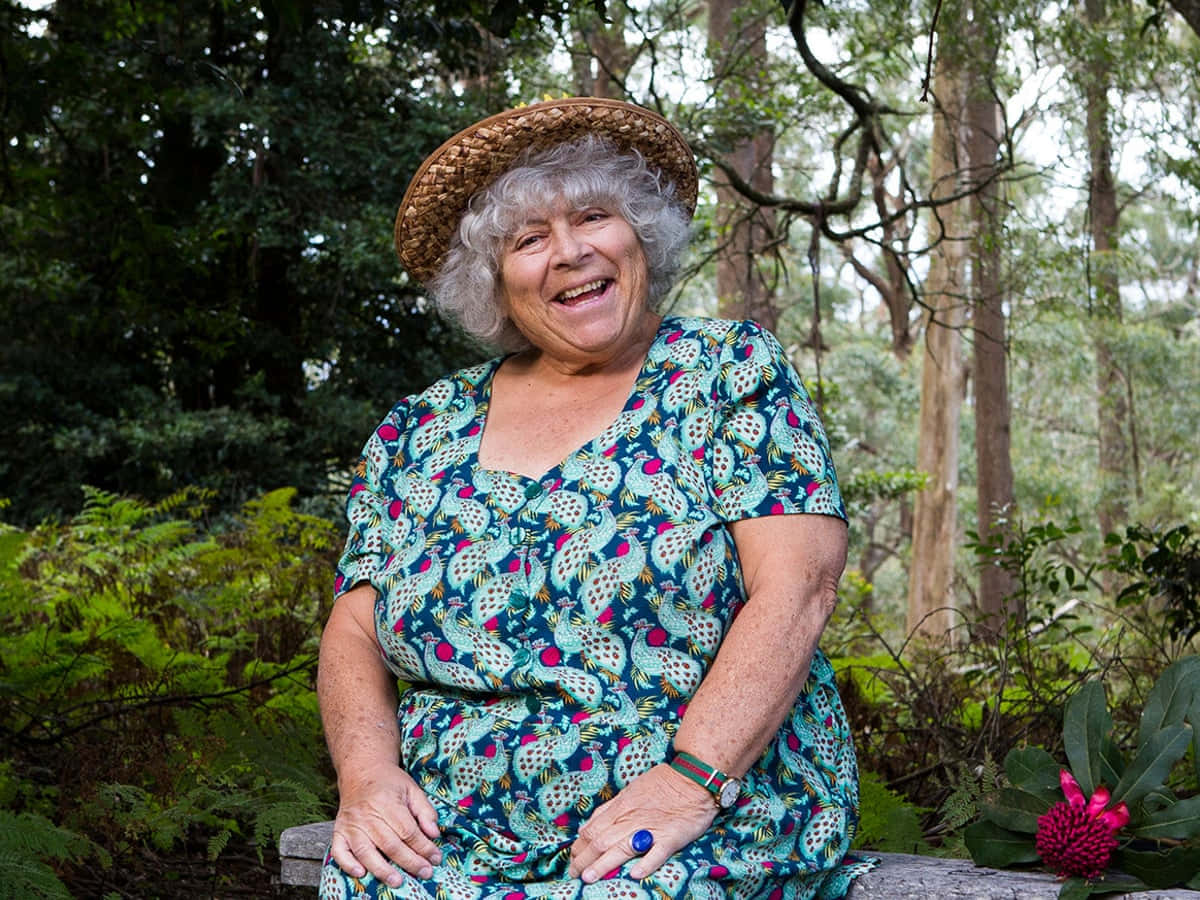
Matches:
[554,279,611,305]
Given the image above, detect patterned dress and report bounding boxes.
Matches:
[320,316,873,900]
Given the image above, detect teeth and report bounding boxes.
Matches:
[558,280,606,301]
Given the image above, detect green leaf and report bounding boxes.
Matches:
[1064,681,1111,796]
[981,787,1053,833]
[1115,845,1200,889]
[1057,881,1092,900]
[1188,695,1200,789]
[1098,735,1126,790]
[963,820,1041,867]
[1058,872,1149,898]
[1139,656,1200,746]
[1005,747,1064,801]
[1112,725,1192,807]
[1131,794,1200,840]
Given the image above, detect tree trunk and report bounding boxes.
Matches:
[965,11,1019,636]
[708,0,777,330]
[907,13,969,641]
[571,6,632,99]
[1084,0,1131,545]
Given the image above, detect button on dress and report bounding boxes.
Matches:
[320,316,874,900]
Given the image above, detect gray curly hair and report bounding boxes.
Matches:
[427,134,693,352]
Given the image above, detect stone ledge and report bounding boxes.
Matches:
[280,821,333,889]
[846,852,1200,898]
[279,821,1200,898]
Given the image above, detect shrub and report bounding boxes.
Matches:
[965,658,1200,895]
[0,487,338,897]
[833,513,1198,857]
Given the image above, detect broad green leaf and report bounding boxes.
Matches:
[1057,874,1148,899]
[1064,681,1111,795]
[1112,725,1192,807]
[1139,785,1179,814]
[1130,794,1200,840]
[1098,735,1126,790]
[981,787,1053,833]
[1189,695,1200,789]
[1005,746,1063,801]
[1057,881,1092,900]
[1115,845,1200,889]
[963,820,1041,867]
[1139,656,1200,746]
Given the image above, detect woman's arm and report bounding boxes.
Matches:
[567,513,848,882]
[318,583,442,887]
[671,512,847,773]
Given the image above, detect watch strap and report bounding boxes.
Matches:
[669,750,729,795]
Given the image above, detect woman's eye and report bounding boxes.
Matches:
[515,234,541,249]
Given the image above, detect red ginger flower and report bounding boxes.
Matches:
[1036,769,1131,879]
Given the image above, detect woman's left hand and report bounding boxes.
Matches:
[568,762,717,883]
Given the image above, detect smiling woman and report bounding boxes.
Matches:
[429,133,692,353]
[496,203,651,374]
[316,97,874,900]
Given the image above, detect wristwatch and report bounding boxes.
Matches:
[669,750,742,809]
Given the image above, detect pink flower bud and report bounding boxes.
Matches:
[1059,769,1086,807]
[1096,802,1131,833]
[1086,784,1111,818]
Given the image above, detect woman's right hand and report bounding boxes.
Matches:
[329,762,443,886]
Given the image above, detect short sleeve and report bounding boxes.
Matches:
[708,321,846,523]
[333,400,410,599]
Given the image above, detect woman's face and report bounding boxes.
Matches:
[498,203,654,369]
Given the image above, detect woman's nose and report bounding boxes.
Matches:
[549,225,591,267]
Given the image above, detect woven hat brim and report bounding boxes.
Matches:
[394,98,698,284]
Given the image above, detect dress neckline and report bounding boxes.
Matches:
[473,315,676,484]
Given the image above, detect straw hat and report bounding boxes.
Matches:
[394,97,698,284]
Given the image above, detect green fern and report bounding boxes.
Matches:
[940,755,1002,832]
[1,487,337,894]
[853,770,932,853]
[248,780,329,860]
[0,852,74,900]
[207,828,232,862]
[0,812,101,900]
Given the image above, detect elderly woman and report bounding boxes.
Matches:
[317,98,871,900]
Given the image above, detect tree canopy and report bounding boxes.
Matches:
[2,0,1199,622]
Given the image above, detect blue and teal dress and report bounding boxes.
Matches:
[320,316,873,900]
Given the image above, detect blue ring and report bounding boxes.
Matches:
[631,829,654,854]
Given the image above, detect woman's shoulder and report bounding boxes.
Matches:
[383,356,503,422]
[660,315,785,364]
[362,355,499,448]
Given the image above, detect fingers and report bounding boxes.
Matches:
[627,831,669,881]
[330,771,443,886]
[409,788,442,841]
[332,809,443,885]
[628,839,673,881]
[571,823,664,884]
[568,763,718,883]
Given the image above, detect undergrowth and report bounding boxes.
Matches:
[3,485,1196,890]
[0,487,338,897]
[834,515,1200,857]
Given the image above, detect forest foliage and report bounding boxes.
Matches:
[0,488,336,897]
[2,0,1199,893]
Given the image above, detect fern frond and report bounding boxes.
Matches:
[0,851,74,900]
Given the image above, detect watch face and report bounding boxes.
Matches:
[717,777,741,808]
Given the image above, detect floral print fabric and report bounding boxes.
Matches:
[320,316,872,900]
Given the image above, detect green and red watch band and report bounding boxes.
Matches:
[669,751,742,808]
